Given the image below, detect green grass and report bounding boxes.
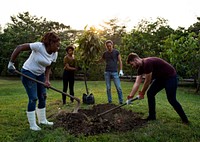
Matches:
[0,77,200,142]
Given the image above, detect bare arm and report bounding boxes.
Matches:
[10,44,31,62]
[129,75,143,97]
[118,54,123,70]
[64,63,77,71]
[45,65,51,87]
[140,72,152,95]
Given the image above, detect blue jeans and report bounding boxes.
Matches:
[104,71,123,103]
[21,69,46,111]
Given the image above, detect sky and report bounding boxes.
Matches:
[1,0,200,31]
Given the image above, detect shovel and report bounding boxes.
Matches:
[15,70,80,113]
[96,97,138,118]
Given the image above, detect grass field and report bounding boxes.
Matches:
[0,77,200,142]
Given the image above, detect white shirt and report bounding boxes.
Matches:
[23,42,58,76]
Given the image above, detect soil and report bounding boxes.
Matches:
[53,103,147,136]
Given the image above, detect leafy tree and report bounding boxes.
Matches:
[100,18,127,46]
[76,26,104,80]
[134,17,174,57]
[121,18,174,76]
[164,31,200,92]
[0,12,70,76]
[188,17,200,35]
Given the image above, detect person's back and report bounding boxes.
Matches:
[139,57,176,79]
[126,52,189,124]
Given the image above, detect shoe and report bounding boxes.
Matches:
[119,102,123,104]
[70,98,74,103]
[62,99,66,105]
[62,94,66,105]
[143,116,156,121]
[182,120,189,125]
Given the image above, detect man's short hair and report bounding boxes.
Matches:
[126,53,139,64]
[105,40,113,45]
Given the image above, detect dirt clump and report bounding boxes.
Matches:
[53,103,147,136]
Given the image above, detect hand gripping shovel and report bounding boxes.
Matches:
[15,70,80,113]
[96,97,138,118]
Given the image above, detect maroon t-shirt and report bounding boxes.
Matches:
[137,57,176,79]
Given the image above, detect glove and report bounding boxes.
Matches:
[8,61,16,73]
[126,99,132,105]
[127,95,133,100]
[119,70,124,76]
[137,91,144,100]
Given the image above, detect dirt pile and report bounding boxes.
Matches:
[53,103,147,136]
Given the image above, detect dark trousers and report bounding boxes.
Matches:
[147,75,188,122]
[62,70,75,104]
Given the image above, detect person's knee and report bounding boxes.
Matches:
[107,88,111,93]
[106,86,111,90]
[29,98,38,104]
[167,98,177,105]
[38,93,47,103]
[42,93,47,99]
[38,94,46,108]
[28,98,38,110]
[116,87,122,93]
[28,98,37,111]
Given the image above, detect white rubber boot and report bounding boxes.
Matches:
[26,111,41,131]
[36,108,53,125]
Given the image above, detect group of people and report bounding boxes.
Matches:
[7,31,189,131]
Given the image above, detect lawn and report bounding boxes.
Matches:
[0,77,200,142]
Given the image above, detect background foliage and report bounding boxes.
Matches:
[0,12,200,91]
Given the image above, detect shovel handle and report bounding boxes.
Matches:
[97,97,138,117]
[15,70,80,112]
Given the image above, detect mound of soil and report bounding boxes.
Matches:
[53,103,147,136]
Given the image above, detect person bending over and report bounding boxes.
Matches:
[8,31,60,130]
[126,52,189,124]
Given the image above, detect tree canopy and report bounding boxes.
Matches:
[1,12,200,92]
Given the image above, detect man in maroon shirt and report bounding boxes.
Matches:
[126,53,189,124]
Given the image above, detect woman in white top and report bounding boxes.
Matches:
[8,31,60,131]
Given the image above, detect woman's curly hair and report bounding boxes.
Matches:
[41,31,60,47]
